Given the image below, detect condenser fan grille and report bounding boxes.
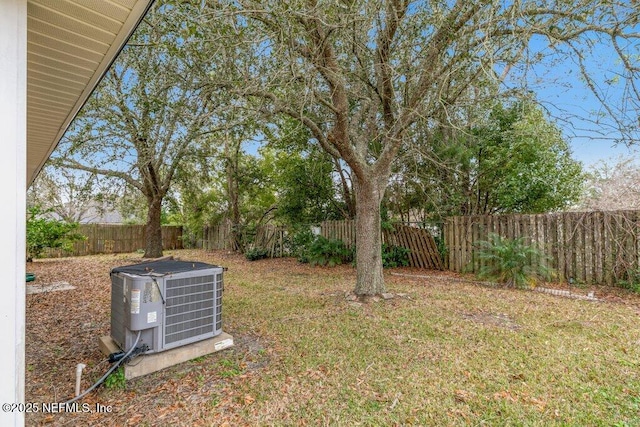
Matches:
[164,275,216,346]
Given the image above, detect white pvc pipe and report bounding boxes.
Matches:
[75,363,86,397]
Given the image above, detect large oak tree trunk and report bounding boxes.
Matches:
[354,175,386,296]
[144,195,164,258]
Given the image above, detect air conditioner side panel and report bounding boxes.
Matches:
[124,328,160,354]
[127,277,163,331]
[111,273,162,353]
[110,273,126,350]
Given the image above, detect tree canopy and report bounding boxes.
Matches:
[51,3,224,257]
[387,101,584,225]
[200,0,638,295]
[38,0,638,295]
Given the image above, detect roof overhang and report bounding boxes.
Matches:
[27,0,154,186]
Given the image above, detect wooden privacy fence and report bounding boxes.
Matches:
[45,224,183,257]
[320,220,443,269]
[445,210,640,285]
[319,220,357,248]
[384,224,444,270]
[200,221,287,257]
[201,220,238,251]
[254,225,288,258]
[202,219,444,269]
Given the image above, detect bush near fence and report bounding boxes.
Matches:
[445,210,640,286]
[43,224,183,257]
[202,220,444,270]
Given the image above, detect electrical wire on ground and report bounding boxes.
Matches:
[62,331,142,404]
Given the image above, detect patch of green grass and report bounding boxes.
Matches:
[209,395,221,408]
[27,250,640,426]
[219,359,242,378]
[210,250,640,426]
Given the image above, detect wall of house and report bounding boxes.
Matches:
[0,1,27,425]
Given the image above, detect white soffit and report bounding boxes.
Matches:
[27,0,153,185]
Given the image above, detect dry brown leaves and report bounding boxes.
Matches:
[23,249,640,426]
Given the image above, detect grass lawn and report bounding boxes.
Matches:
[25,249,640,426]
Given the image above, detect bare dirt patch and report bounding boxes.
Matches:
[462,311,521,331]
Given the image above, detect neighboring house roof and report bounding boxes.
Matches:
[81,206,125,224]
[46,201,125,224]
[27,0,155,186]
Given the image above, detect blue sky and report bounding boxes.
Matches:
[523,24,639,169]
[534,66,638,168]
[569,137,638,167]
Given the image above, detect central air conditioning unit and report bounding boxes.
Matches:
[110,259,224,354]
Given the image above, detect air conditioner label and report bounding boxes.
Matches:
[147,311,157,323]
[131,289,141,314]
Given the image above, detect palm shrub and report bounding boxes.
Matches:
[474,233,550,288]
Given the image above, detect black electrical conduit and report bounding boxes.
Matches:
[62,331,142,404]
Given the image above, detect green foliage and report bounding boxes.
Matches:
[475,233,550,289]
[434,235,448,265]
[478,102,584,213]
[104,366,126,390]
[26,206,85,260]
[295,231,409,269]
[245,247,269,261]
[263,119,345,225]
[306,236,353,267]
[274,152,338,225]
[219,359,242,378]
[385,100,584,227]
[233,155,278,225]
[381,244,410,268]
[616,268,640,293]
[289,227,317,263]
[380,207,394,232]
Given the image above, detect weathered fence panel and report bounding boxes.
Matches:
[320,220,443,269]
[44,224,183,257]
[202,219,444,269]
[201,220,238,251]
[384,224,444,269]
[254,225,288,258]
[320,220,356,248]
[445,210,640,285]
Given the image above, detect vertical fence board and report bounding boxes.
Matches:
[410,226,427,268]
[575,213,585,283]
[462,217,472,272]
[584,213,594,285]
[593,211,603,284]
